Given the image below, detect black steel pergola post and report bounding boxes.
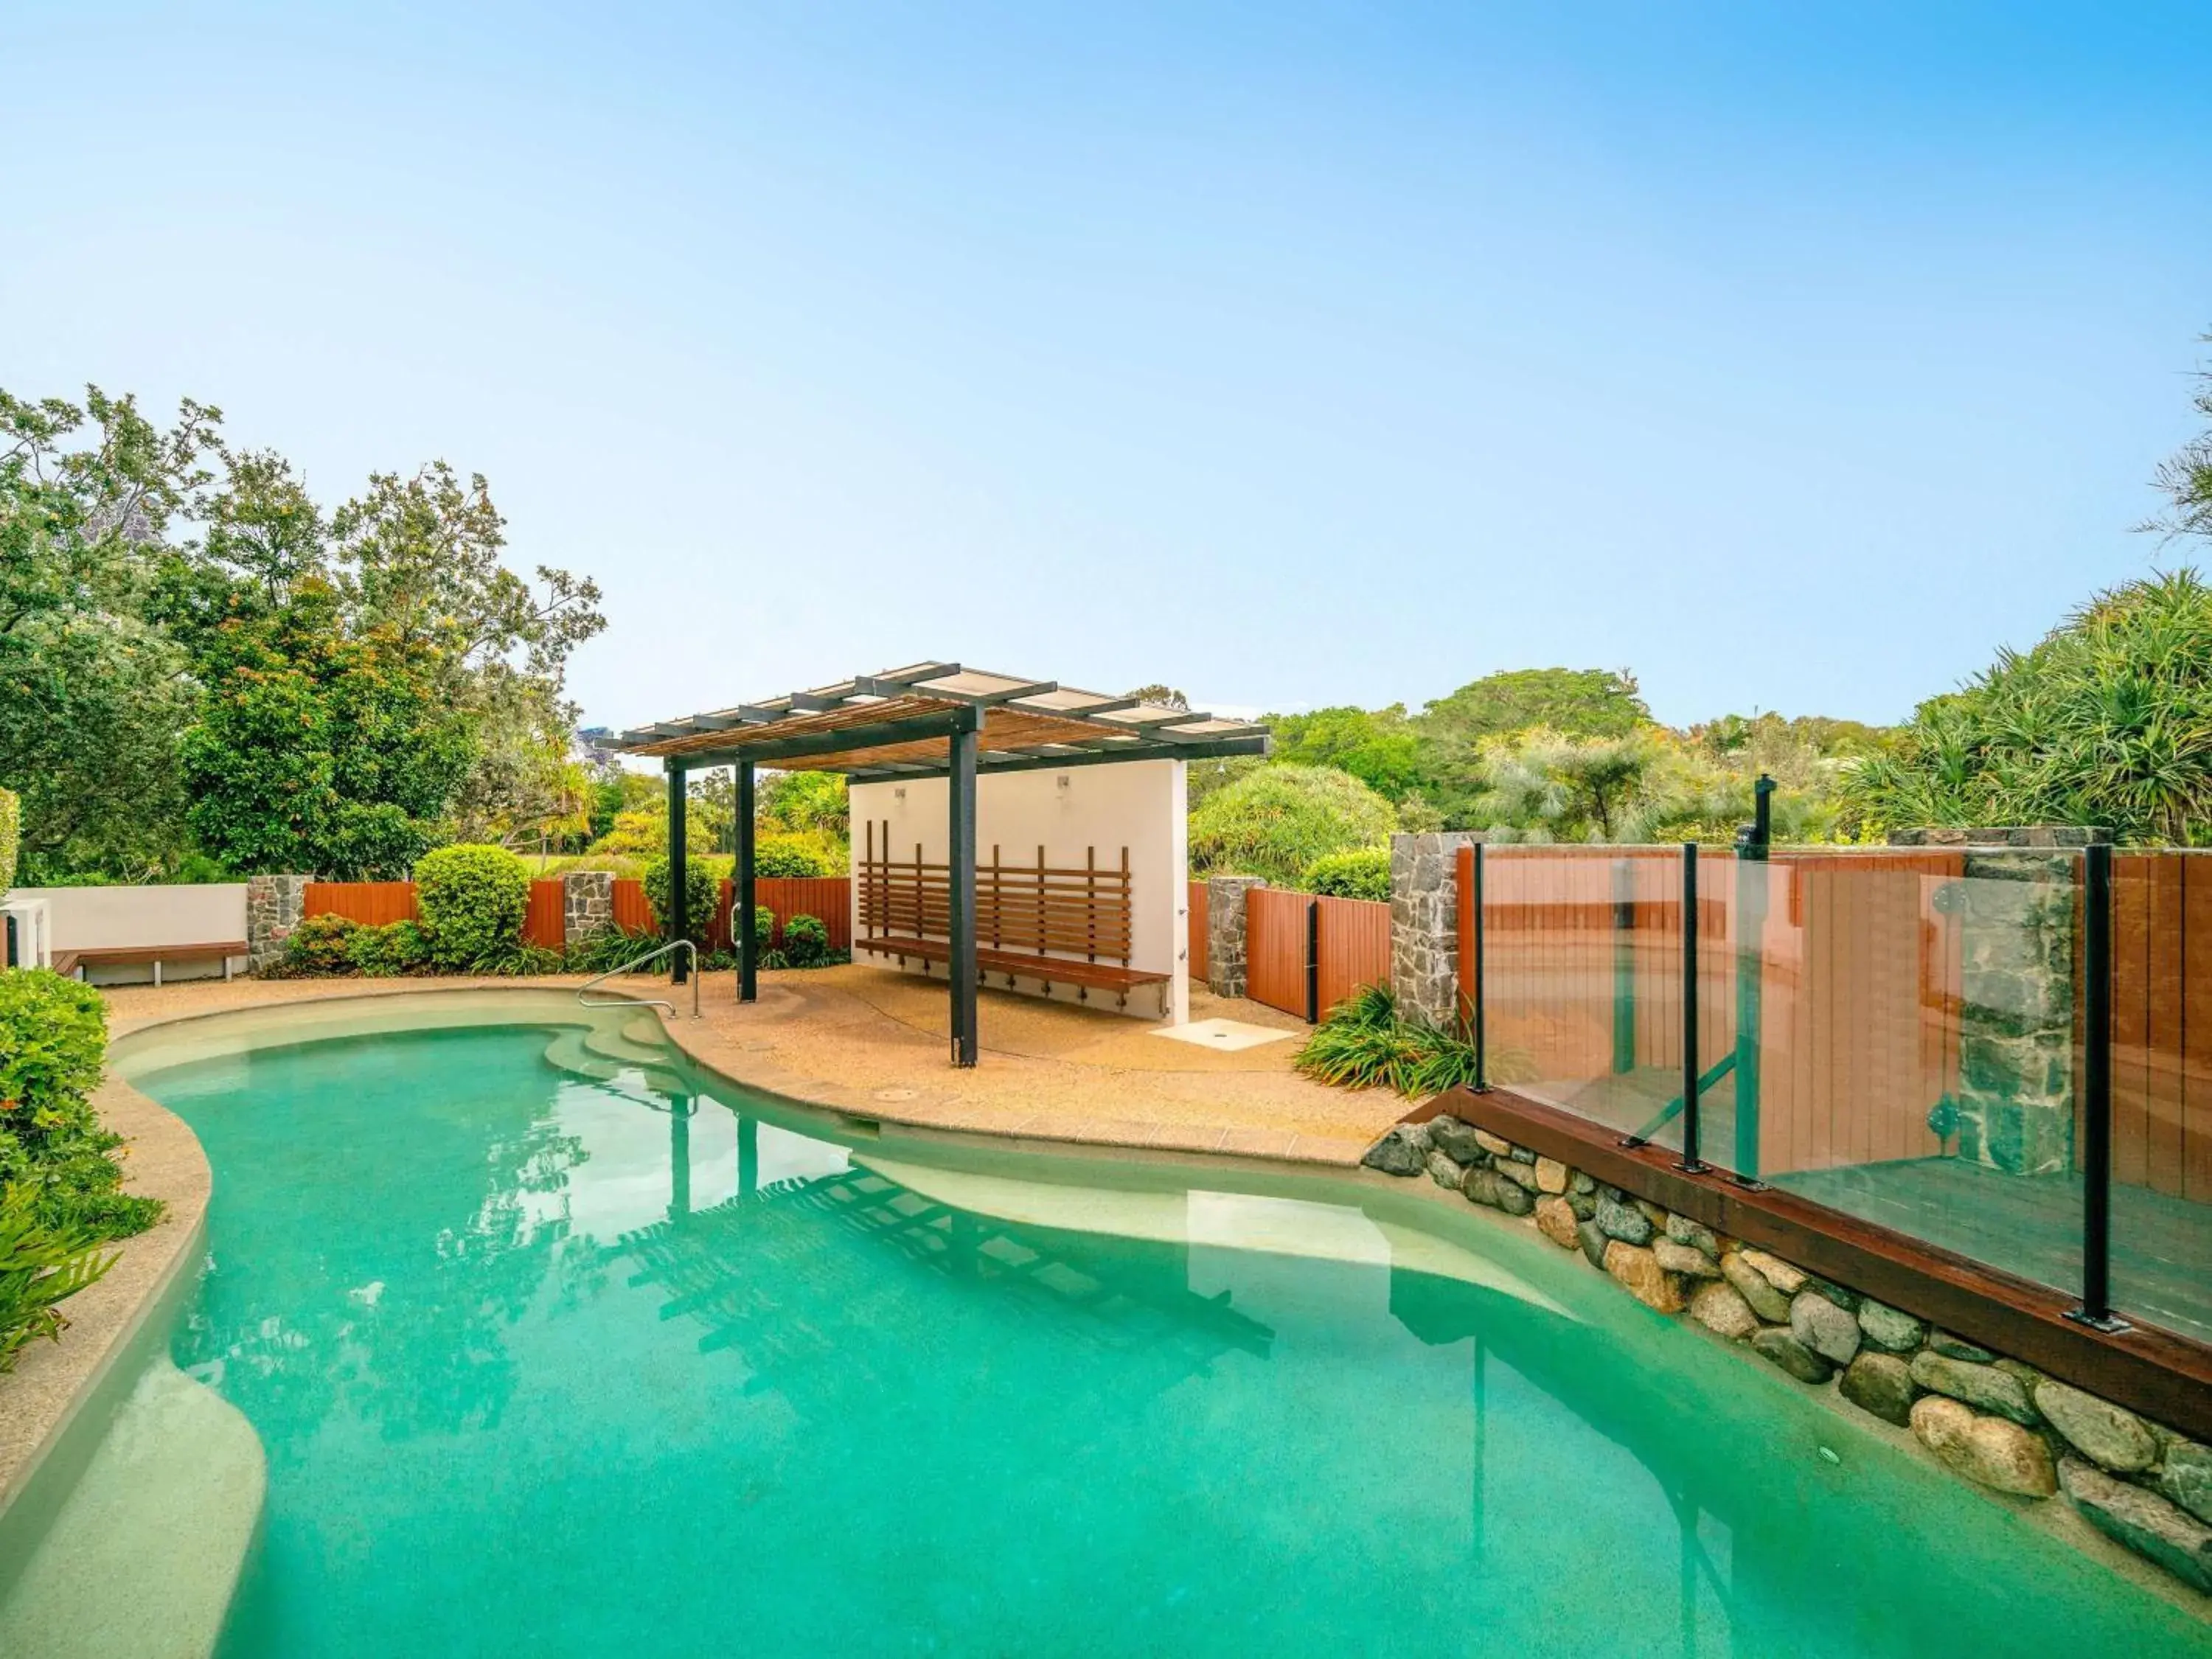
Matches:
[737,760,757,1004]
[948,709,980,1066]
[667,762,689,983]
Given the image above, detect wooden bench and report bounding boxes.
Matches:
[858,933,1169,1003]
[52,942,246,985]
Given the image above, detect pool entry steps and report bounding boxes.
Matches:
[1365,1110,2212,1596]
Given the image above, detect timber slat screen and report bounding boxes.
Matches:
[1242,889,1391,1023]
[1455,842,2212,1351]
[857,820,1155,987]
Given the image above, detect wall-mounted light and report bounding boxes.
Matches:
[894,786,906,804]
[1056,774,1071,793]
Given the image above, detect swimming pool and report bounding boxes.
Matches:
[2,992,2202,1656]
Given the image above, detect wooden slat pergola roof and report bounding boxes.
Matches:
[608,661,1270,777]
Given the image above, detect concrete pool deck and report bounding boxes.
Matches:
[96,964,1406,1164]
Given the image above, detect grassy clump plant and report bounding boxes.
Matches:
[1293,984,1489,1099]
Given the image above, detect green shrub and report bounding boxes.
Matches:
[0,971,161,1239]
[414,844,532,970]
[349,918,431,978]
[782,913,830,966]
[1189,764,1398,887]
[754,835,837,878]
[285,913,361,975]
[0,786,17,894]
[0,1184,115,1373]
[1304,846,1391,900]
[642,855,720,947]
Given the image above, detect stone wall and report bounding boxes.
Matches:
[562,871,614,943]
[1953,851,2077,1175]
[1204,876,1266,999]
[1388,832,1476,1029]
[245,874,313,973]
[1361,1114,2212,1597]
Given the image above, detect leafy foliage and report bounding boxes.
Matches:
[0,1183,116,1373]
[0,786,15,894]
[2141,335,2212,547]
[0,970,161,1239]
[1189,765,1398,886]
[285,914,362,975]
[754,835,838,878]
[414,844,531,970]
[642,855,720,947]
[1303,846,1391,900]
[563,923,654,975]
[1845,569,2212,844]
[349,918,432,978]
[782,913,831,966]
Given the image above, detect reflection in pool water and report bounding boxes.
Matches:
[10,998,2203,1658]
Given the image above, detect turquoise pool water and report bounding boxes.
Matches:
[13,999,2207,1656]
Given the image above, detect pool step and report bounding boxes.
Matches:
[541,1029,692,1099]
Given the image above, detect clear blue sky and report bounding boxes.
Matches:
[8,4,2209,730]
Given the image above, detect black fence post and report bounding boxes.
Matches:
[1471,843,1489,1092]
[1305,897,1321,1025]
[1677,841,1706,1174]
[2070,842,2126,1332]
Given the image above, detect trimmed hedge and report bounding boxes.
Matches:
[642,855,720,947]
[414,844,532,970]
[1304,846,1391,900]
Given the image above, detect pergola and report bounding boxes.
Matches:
[607,662,1270,1065]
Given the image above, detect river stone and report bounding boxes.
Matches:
[1567,1191,1598,1221]
[1595,1193,1654,1245]
[1534,1195,1581,1251]
[1722,1253,1792,1323]
[1664,1214,1720,1258]
[2159,1440,2212,1526]
[1495,1157,1543,1192]
[1839,1352,1917,1426]
[1737,1248,1806,1295]
[1362,1123,1430,1176]
[1911,1397,2056,1498]
[1855,1299,1928,1354]
[1804,1276,1860,1312]
[2060,1458,2212,1592]
[1688,1281,1759,1340]
[1426,1115,1487,1164]
[1910,1351,2039,1425]
[1494,1178,1534,1216]
[1653,1238,1721,1279]
[1570,1171,1596,1195]
[1790,1290,1863,1365]
[1603,1242,1684,1314]
[1534,1157,1570,1194]
[1750,1326,1835,1385]
[1426,1150,1469,1190]
[1576,1219,1610,1270]
[1473,1129,1517,1159]
[1508,1145,1537,1164]
[2033,1379,2157,1474]
[1635,1197,1668,1226]
[1928,1329,1997,1363]
[1461,1166,1509,1209]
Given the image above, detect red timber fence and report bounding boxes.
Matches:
[1186,882,1209,984]
[302,875,852,954]
[1241,887,1391,1023]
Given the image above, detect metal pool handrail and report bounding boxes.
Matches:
[578,939,699,1018]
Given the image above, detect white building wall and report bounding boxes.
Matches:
[849,759,1189,1023]
[7,884,250,984]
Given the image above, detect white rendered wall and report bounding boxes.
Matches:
[9,884,248,984]
[849,759,1189,1023]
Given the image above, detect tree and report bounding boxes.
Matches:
[1845,569,2212,845]
[0,387,217,878]
[1416,667,1649,743]
[1124,684,1189,709]
[2142,331,2212,546]
[1265,704,1428,802]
